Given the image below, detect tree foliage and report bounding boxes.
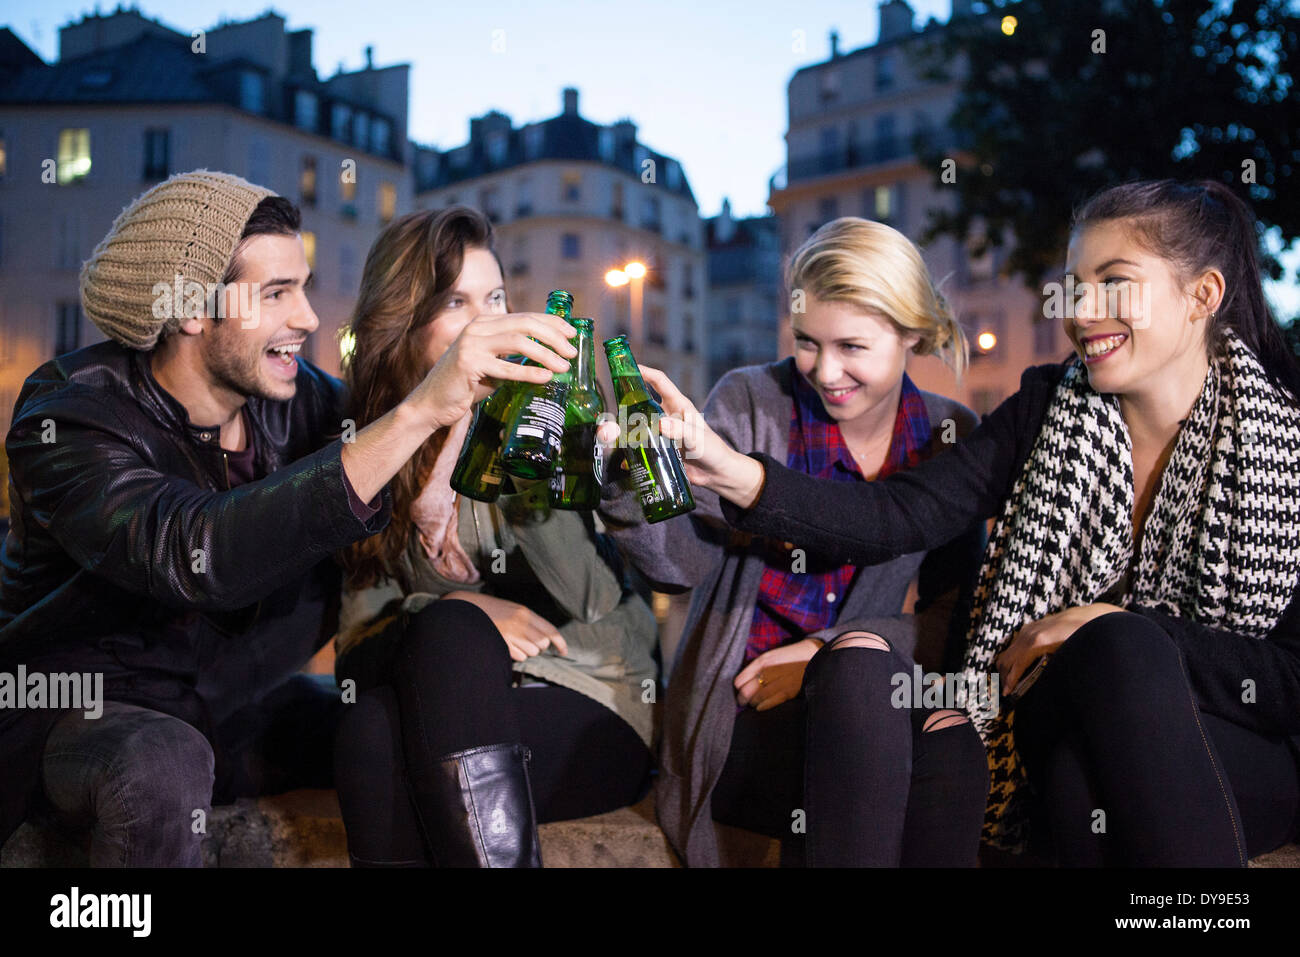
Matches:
[911,0,1299,292]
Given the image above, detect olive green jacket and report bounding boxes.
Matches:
[334,480,659,748]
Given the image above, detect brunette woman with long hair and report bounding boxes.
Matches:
[331,206,657,867]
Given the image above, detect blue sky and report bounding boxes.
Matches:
[5,0,1297,315]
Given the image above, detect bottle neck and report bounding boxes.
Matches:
[574,328,596,388]
[605,349,648,404]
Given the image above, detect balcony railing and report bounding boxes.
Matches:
[783,130,968,185]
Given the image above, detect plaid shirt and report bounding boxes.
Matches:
[744,368,932,663]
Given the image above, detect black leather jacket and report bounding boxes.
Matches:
[0,339,392,843]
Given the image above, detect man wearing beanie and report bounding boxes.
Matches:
[0,170,576,865]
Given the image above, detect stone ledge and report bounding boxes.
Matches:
[3,788,1296,868]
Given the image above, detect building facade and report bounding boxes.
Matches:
[0,7,412,441]
[413,88,708,403]
[705,199,781,386]
[770,0,1064,415]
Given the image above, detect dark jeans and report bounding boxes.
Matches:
[1014,611,1300,866]
[710,634,991,866]
[332,599,652,866]
[37,673,342,867]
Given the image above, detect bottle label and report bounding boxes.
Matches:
[630,460,664,505]
[513,395,565,449]
[592,438,606,485]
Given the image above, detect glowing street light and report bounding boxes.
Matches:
[1001,15,1017,36]
[605,269,629,287]
[623,261,646,280]
[977,331,998,352]
[606,261,647,348]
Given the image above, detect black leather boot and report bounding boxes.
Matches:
[412,743,542,868]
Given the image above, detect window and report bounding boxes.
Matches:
[875,114,897,158]
[301,231,317,270]
[341,168,358,206]
[819,126,841,156]
[819,196,839,223]
[524,125,544,159]
[143,129,169,181]
[511,235,528,277]
[1034,313,1058,356]
[339,245,356,296]
[666,161,681,190]
[874,185,892,221]
[379,182,396,224]
[239,71,265,113]
[561,233,581,260]
[331,103,352,141]
[56,213,82,270]
[0,132,6,180]
[371,117,391,156]
[55,302,81,355]
[598,128,614,163]
[57,129,90,184]
[820,68,840,102]
[353,113,370,150]
[647,306,666,346]
[562,172,581,203]
[300,155,318,206]
[876,53,895,91]
[294,90,318,132]
[725,297,741,325]
[515,177,532,217]
[486,131,507,166]
[642,195,661,232]
[682,261,695,299]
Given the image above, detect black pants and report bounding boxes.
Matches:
[333,599,652,865]
[711,635,991,866]
[1014,610,1300,866]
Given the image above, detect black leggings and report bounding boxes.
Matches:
[711,633,991,866]
[1013,610,1300,866]
[333,600,652,865]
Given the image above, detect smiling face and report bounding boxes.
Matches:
[792,296,920,427]
[1063,219,1212,397]
[420,246,507,370]
[204,232,318,402]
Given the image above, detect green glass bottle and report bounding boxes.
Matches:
[500,290,574,480]
[549,318,607,510]
[449,361,524,502]
[603,334,695,524]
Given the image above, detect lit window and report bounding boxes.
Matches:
[301,231,317,270]
[300,155,317,206]
[0,133,6,179]
[379,182,396,224]
[563,173,581,203]
[874,185,892,221]
[341,170,357,205]
[57,129,91,184]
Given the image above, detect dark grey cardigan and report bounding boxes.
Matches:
[599,358,986,866]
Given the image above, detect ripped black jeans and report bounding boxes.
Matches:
[710,632,991,866]
[1013,611,1300,866]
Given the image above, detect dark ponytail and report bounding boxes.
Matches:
[1072,179,1300,406]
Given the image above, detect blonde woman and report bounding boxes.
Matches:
[599,217,991,866]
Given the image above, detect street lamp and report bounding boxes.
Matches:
[605,260,646,350]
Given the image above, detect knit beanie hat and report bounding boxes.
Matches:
[80,170,276,350]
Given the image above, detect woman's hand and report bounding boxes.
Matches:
[412,312,577,431]
[997,603,1125,695]
[595,365,767,508]
[442,591,570,663]
[734,638,823,711]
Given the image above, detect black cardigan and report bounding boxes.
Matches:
[722,359,1300,741]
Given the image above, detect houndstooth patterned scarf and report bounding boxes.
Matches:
[961,327,1300,851]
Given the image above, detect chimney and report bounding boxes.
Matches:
[716,198,736,243]
[829,29,840,58]
[562,87,579,116]
[878,0,915,42]
[364,44,373,69]
[288,29,314,78]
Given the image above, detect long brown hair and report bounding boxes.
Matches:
[337,205,501,591]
